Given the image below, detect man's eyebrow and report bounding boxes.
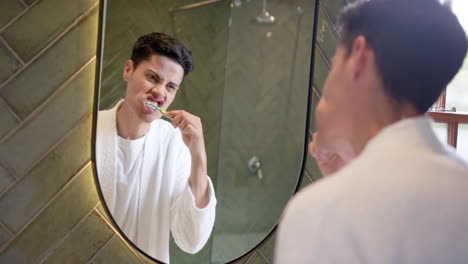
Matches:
[146,69,161,79]
[168,81,180,87]
[147,69,180,87]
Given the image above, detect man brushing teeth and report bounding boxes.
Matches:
[96,32,216,263]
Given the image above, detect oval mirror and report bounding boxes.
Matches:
[93,0,318,263]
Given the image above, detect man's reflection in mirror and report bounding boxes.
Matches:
[96,32,216,263]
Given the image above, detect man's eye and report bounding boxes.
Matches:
[147,74,156,82]
[168,85,176,90]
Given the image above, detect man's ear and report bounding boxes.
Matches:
[123,59,134,81]
[350,36,371,80]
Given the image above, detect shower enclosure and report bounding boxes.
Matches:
[98,0,317,263]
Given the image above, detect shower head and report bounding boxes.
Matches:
[255,10,276,24]
[296,6,304,17]
[254,0,277,24]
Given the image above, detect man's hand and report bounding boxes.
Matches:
[166,110,205,155]
[309,132,348,177]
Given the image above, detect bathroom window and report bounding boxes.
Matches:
[429,0,468,161]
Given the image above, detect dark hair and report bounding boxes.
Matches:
[337,0,467,113]
[130,32,193,77]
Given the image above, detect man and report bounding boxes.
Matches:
[96,32,216,263]
[276,0,468,263]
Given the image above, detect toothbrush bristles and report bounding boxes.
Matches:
[145,100,170,118]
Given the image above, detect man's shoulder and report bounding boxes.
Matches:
[97,105,118,124]
[98,108,113,114]
[278,173,351,259]
[283,157,374,223]
[96,108,117,135]
[439,144,468,170]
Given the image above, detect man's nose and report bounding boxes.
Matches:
[151,83,165,98]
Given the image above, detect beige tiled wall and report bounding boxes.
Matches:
[0,0,346,263]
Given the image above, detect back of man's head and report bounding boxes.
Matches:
[338,0,467,113]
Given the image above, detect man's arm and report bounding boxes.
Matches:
[189,150,210,208]
[166,110,210,208]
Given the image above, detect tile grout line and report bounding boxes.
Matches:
[0,35,25,65]
[0,159,18,180]
[244,250,259,264]
[19,0,28,8]
[316,41,332,69]
[37,203,100,264]
[257,249,271,264]
[0,220,14,237]
[319,1,342,37]
[0,57,96,145]
[305,169,315,183]
[0,162,92,253]
[87,233,116,264]
[94,209,148,264]
[311,44,331,98]
[0,186,15,207]
[0,95,21,123]
[305,164,320,183]
[0,0,39,34]
[0,113,92,199]
[312,85,321,100]
[0,66,25,92]
[93,209,124,243]
[0,2,99,91]
[94,209,149,264]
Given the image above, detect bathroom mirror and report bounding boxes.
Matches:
[93,0,318,263]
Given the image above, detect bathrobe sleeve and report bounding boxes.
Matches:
[169,143,217,254]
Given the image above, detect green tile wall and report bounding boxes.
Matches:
[0,98,19,140]
[0,7,99,119]
[43,211,114,264]
[0,165,14,195]
[0,42,22,84]
[0,0,147,263]
[24,0,37,6]
[0,114,93,232]
[2,0,97,61]
[0,225,10,247]
[0,165,99,264]
[0,0,25,29]
[0,0,346,263]
[0,53,96,177]
[92,236,145,264]
[316,3,341,61]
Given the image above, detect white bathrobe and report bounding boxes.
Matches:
[96,100,216,263]
[276,116,468,264]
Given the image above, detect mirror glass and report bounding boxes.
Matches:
[95,0,317,263]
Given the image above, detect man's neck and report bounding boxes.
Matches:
[351,99,421,156]
[116,101,150,140]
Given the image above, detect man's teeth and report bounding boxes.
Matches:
[145,100,162,108]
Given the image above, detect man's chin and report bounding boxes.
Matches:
[317,133,341,152]
[325,137,355,160]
